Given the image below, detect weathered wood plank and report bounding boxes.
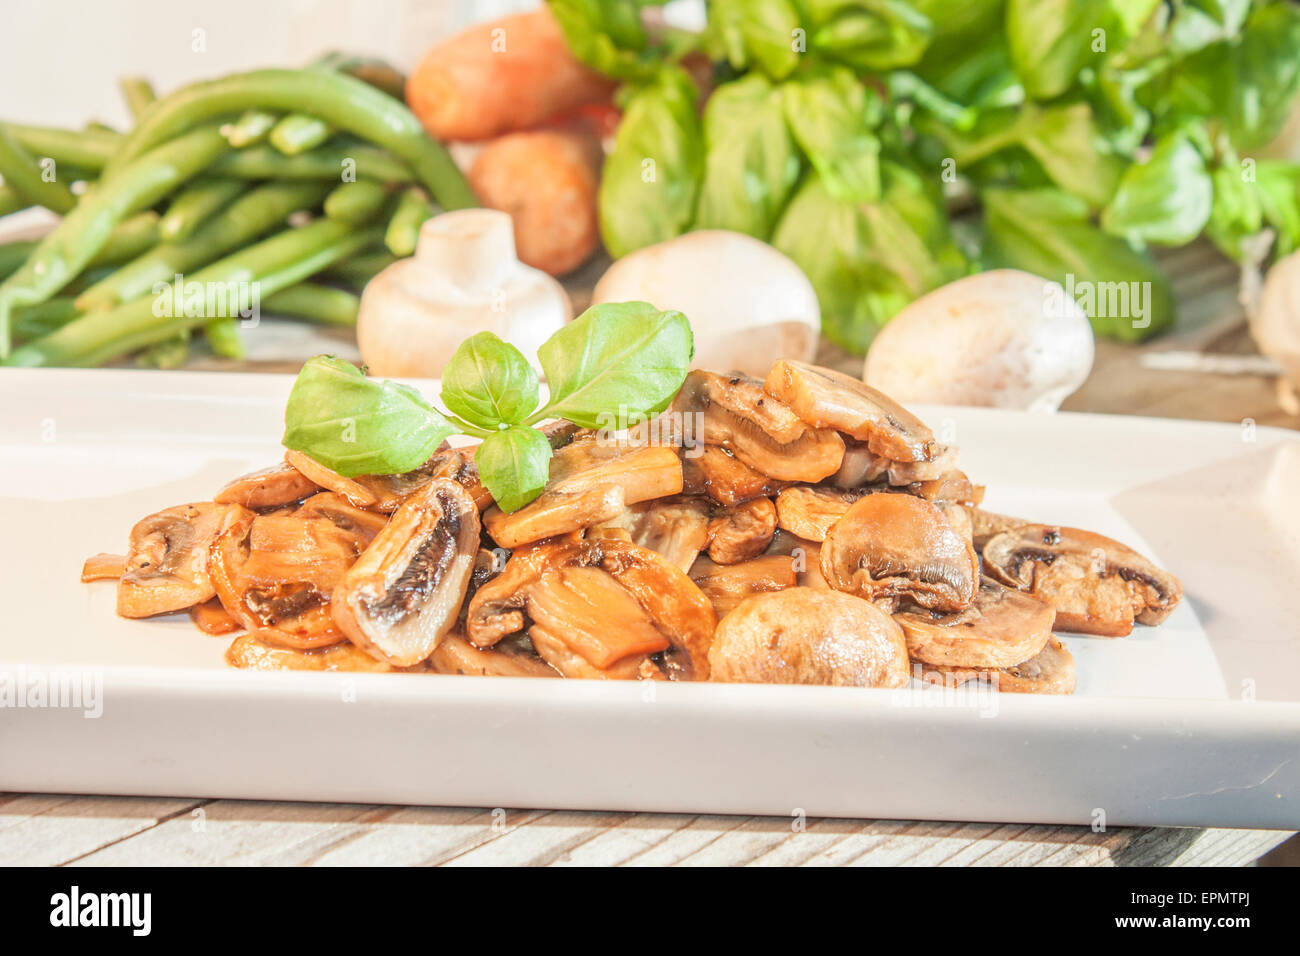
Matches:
[0,793,207,866]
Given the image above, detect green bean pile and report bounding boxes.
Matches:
[0,57,470,368]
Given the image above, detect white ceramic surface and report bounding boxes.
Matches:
[0,368,1297,827]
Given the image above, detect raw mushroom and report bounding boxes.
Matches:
[918,637,1077,695]
[670,370,844,482]
[708,588,910,688]
[357,209,572,379]
[706,497,777,564]
[688,554,797,618]
[1251,247,1300,414]
[483,436,683,549]
[893,576,1056,669]
[466,537,717,680]
[591,230,820,378]
[215,462,319,510]
[681,446,790,505]
[820,492,979,613]
[332,478,482,666]
[764,360,944,464]
[862,270,1095,412]
[981,524,1182,636]
[117,503,249,618]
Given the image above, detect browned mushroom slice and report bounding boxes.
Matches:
[190,598,240,635]
[689,554,797,617]
[912,470,983,506]
[483,438,683,549]
[709,588,910,688]
[670,370,844,482]
[982,524,1182,636]
[820,493,978,612]
[466,537,717,680]
[894,576,1054,668]
[215,462,319,510]
[429,632,558,677]
[589,496,711,571]
[763,360,940,463]
[774,485,864,542]
[706,497,777,564]
[117,503,250,618]
[764,530,830,588]
[225,631,402,672]
[81,553,125,581]
[831,439,958,487]
[968,508,1028,550]
[681,445,790,506]
[918,637,1076,695]
[332,478,481,666]
[294,492,389,543]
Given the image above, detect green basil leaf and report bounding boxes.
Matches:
[708,0,801,80]
[474,425,553,513]
[1006,0,1113,100]
[695,74,802,237]
[982,187,1174,342]
[548,0,659,82]
[806,0,933,71]
[1101,132,1212,245]
[1256,160,1300,258]
[440,331,539,429]
[282,355,456,477]
[782,66,881,203]
[1205,159,1263,261]
[536,301,694,428]
[598,67,704,258]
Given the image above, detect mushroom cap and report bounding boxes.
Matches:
[331,478,482,666]
[587,495,711,571]
[215,462,318,510]
[706,497,777,564]
[117,502,248,619]
[863,269,1095,413]
[894,576,1056,669]
[592,229,820,379]
[708,588,910,688]
[820,492,979,612]
[689,554,797,618]
[671,370,845,482]
[918,636,1076,694]
[981,523,1181,636]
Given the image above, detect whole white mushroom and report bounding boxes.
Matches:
[591,230,820,378]
[863,270,1095,412]
[1252,248,1300,413]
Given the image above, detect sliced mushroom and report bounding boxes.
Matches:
[483,437,682,549]
[117,503,249,618]
[831,439,958,487]
[894,576,1054,668]
[429,632,558,678]
[820,493,978,612]
[466,537,717,680]
[968,508,1028,550]
[332,478,481,666]
[284,450,382,510]
[294,492,389,543]
[680,445,789,505]
[670,370,844,482]
[215,461,319,510]
[225,631,402,672]
[708,588,910,688]
[913,471,983,506]
[706,497,777,564]
[190,598,240,635]
[689,554,797,617]
[774,485,864,542]
[918,636,1076,695]
[763,360,940,463]
[981,524,1182,636]
[588,496,711,571]
[764,530,829,588]
[81,553,125,581]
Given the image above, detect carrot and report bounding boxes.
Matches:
[406,7,614,142]
[467,127,601,276]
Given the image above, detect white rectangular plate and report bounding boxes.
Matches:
[1,368,1298,828]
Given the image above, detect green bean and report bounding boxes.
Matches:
[0,125,77,213]
[87,211,160,267]
[209,142,412,182]
[319,248,395,289]
[5,220,383,367]
[158,177,244,241]
[203,317,245,359]
[270,114,334,155]
[12,297,79,342]
[137,330,190,368]
[0,123,120,171]
[0,123,229,355]
[264,282,360,325]
[75,181,327,311]
[119,76,156,122]
[0,241,36,280]
[384,186,433,257]
[225,110,278,148]
[0,185,31,218]
[105,69,475,209]
[324,180,389,223]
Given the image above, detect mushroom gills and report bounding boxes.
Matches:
[117,503,247,619]
[429,632,558,677]
[893,576,1055,669]
[918,637,1076,695]
[689,553,797,617]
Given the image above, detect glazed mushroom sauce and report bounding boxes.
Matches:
[82,360,1182,693]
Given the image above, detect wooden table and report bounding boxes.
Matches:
[4,242,1296,867]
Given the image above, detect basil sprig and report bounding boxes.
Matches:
[282,301,693,512]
